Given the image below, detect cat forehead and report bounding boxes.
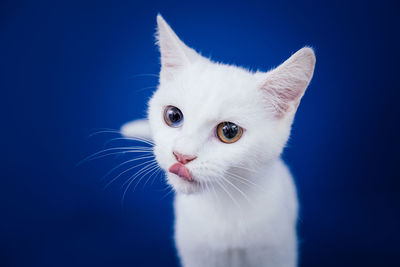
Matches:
[157,62,263,121]
[160,63,259,103]
[180,62,255,86]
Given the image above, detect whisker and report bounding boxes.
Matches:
[102,154,155,180]
[203,180,211,195]
[225,170,262,189]
[226,174,254,187]
[78,147,152,165]
[230,164,258,173]
[142,166,162,189]
[199,180,204,194]
[210,180,220,204]
[88,129,154,145]
[155,184,173,192]
[103,159,156,189]
[133,164,160,191]
[121,162,159,203]
[103,137,154,147]
[129,73,159,78]
[116,136,154,146]
[78,150,153,165]
[150,168,163,186]
[88,129,121,138]
[215,177,240,209]
[161,187,175,199]
[219,175,251,203]
[103,137,154,149]
[121,161,159,188]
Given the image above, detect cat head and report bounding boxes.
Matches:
[148,15,315,194]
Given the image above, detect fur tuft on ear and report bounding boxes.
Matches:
[156,14,200,80]
[259,47,316,118]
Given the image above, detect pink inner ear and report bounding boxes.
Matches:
[261,79,308,118]
[156,15,200,80]
[259,47,315,118]
[164,62,184,69]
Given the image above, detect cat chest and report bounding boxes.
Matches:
[174,202,274,249]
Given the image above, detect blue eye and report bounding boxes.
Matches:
[164,106,183,127]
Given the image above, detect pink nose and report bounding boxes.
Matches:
[173,151,197,165]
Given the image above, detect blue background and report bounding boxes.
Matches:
[1,0,399,266]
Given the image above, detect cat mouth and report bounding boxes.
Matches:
[168,163,193,182]
[167,163,204,194]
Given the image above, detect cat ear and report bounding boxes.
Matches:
[156,14,200,80]
[259,47,316,118]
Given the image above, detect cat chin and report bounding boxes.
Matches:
[166,173,203,195]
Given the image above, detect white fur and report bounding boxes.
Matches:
[120,119,151,139]
[122,15,315,267]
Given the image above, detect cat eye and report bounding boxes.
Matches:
[164,105,184,127]
[216,122,243,144]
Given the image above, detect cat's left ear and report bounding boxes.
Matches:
[156,14,200,80]
[259,47,316,118]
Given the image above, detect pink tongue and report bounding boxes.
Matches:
[169,163,191,181]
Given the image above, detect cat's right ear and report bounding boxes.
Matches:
[156,14,200,80]
[258,47,316,119]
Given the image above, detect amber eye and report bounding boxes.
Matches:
[164,106,184,127]
[216,122,243,144]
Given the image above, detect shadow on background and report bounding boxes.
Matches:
[1,0,399,266]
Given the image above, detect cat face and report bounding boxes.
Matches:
[148,15,315,194]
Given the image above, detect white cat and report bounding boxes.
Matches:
[121,15,315,267]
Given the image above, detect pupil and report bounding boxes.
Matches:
[169,108,181,123]
[222,122,238,139]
